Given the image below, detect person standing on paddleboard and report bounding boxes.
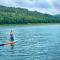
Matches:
[10,30,14,42]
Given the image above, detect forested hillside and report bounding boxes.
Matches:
[0,5,60,24]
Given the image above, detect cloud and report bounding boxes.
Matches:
[28,8,60,15]
[0,0,60,15]
[0,0,15,7]
[52,0,60,9]
[0,0,52,8]
[15,0,51,8]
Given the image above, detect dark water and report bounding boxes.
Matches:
[0,25,60,60]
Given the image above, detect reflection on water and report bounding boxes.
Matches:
[0,25,60,60]
[10,44,14,52]
[10,44,14,50]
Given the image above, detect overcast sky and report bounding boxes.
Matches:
[0,0,60,15]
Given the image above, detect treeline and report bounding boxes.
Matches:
[0,5,60,24]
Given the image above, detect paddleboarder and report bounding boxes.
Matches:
[10,30,14,42]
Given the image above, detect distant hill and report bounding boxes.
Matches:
[0,5,60,24]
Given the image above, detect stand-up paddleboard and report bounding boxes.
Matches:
[0,40,18,46]
[6,40,18,44]
[0,43,8,46]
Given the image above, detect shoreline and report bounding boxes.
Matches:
[0,23,60,27]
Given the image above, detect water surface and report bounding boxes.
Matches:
[0,24,60,60]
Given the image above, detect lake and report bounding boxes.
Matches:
[0,24,60,60]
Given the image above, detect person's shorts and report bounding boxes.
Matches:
[10,37,14,42]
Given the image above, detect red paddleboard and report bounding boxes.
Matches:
[0,40,18,46]
[6,40,18,44]
[7,42,16,44]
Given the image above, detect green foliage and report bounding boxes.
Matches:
[0,5,60,24]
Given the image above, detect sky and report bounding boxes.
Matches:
[0,0,60,15]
